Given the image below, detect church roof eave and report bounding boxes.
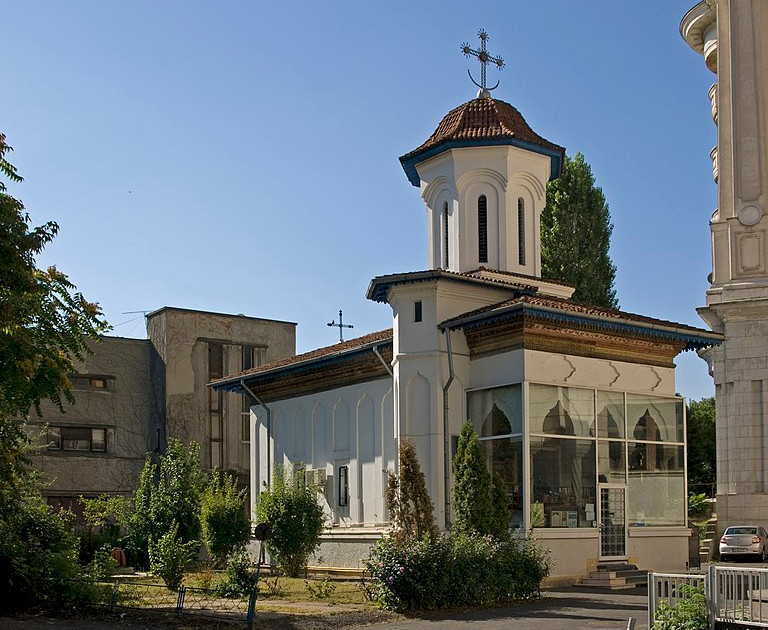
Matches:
[209,329,393,396]
[366,268,538,303]
[400,137,564,187]
[439,298,723,352]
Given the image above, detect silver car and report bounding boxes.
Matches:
[720,525,768,562]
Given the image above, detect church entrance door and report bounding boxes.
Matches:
[598,484,627,560]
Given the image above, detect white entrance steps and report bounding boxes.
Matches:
[579,563,648,589]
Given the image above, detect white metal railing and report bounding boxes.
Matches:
[649,566,768,629]
[648,571,707,625]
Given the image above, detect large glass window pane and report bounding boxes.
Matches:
[91,428,106,452]
[596,390,624,438]
[529,384,594,437]
[483,437,523,528]
[628,443,685,526]
[598,440,626,483]
[627,394,684,443]
[530,437,596,528]
[467,384,522,437]
[47,427,61,450]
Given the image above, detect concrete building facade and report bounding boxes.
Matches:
[682,0,768,528]
[30,307,295,509]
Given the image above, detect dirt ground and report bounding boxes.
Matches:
[0,607,398,630]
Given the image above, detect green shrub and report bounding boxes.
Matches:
[148,521,197,591]
[218,549,259,597]
[304,576,336,599]
[651,583,707,630]
[688,492,710,519]
[87,545,119,581]
[366,532,549,612]
[256,466,325,577]
[201,469,251,566]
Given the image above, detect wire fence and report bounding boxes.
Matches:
[79,580,258,628]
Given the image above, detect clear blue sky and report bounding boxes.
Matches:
[3,1,717,400]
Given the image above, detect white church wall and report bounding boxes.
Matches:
[250,377,394,530]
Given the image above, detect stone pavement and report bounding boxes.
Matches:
[367,586,649,630]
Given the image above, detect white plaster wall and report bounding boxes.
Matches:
[251,378,394,528]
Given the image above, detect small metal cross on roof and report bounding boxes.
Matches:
[327,309,354,343]
[461,29,505,97]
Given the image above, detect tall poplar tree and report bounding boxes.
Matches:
[541,153,619,309]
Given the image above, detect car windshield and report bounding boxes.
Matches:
[726,527,758,535]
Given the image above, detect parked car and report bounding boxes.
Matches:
[719,525,768,562]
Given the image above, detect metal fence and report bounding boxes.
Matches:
[81,580,258,628]
[649,566,768,629]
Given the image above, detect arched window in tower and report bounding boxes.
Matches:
[442,201,449,269]
[478,195,488,263]
[517,197,526,266]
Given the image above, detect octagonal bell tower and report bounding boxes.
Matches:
[399,96,564,278]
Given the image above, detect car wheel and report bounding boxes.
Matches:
[762,548,767,563]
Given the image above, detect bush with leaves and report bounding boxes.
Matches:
[201,469,250,566]
[366,532,549,612]
[651,583,707,630]
[87,545,119,581]
[256,465,325,577]
[128,439,206,568]
[148,521,197,591]
[79,493,130,564]
[386,440,438,545]
[452,421,509,540]
[218,549,260,597]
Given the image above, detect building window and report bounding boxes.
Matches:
[47,427,106,453]
[517,197,526,266]
[208,342,223,469]
[414,300,423,323]
[240,345,265,471]
[338,465,349,507]
[71,375,114,391]
[478,195,488,263]
[442,201,449,268]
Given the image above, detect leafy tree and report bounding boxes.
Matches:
[201,468,251,566]
[542,152,619,308]
[127,439,206,568]
[256,465,325,577]
[148,521,197,591]
[452,421,493,536]
[385,440,438,545]
[452,421,508,540]
[687,397,716,496]
[0,134,107,610]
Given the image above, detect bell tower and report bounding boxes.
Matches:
[399,31,564,278]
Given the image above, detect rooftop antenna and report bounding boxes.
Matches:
[327,309,354,343]
[461,29,505,98]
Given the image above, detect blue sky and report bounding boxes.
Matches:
[3,1,717,400]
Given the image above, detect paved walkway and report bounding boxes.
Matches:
[368,587,649,630]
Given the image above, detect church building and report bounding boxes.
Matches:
[211,40,722,579]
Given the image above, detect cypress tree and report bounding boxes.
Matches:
[452,421,493,536]
[542,152,619,309]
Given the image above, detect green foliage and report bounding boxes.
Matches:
[78,493,130,563]
[148,521,197,591]
[366,532,550,612]
[304,575,336,599]
[386,440,438,545]
[256,465,325,577]
[688,492,710,519]
[201,469,250,566]
[217,549,259,597]
[687,397,716,495]
[542,152,618,309]
[87,545,119,581]
[452,421,508,539]
[651,583,707,630]
[0,134,107,612]
[127,439,206,568]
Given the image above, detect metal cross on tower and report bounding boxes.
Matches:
[461,29,505,96]
[327,309,354,343]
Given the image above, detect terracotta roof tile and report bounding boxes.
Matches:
[400,97,564,163]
